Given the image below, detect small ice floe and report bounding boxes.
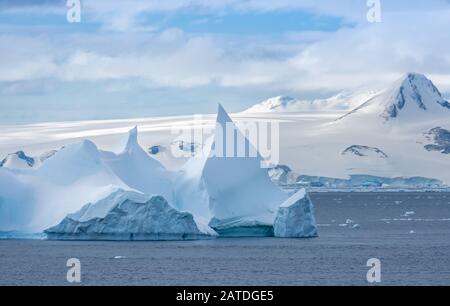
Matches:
[339,219,360,228]
[113,256,126,259]
[402,211,415,217]
[409,230,415,234]
[394,200,402,205]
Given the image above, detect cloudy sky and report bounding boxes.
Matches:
[1,0,450,123]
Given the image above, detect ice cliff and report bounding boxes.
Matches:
[45,188,217,240]
[273,189,318,238]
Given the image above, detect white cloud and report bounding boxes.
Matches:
[1,1,450,96]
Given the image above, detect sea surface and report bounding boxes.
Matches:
[1,192,450,286]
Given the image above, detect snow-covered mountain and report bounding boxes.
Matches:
[2,71,450,235]
[337,73,450,123]
[278,72,450,185]
[0,150,57,169]
[243,91,377,113]
[0,151,35,169]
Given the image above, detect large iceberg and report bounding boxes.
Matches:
[1,105,318,240]
[273,189,318,238]
[100,127,174,202]
[0,127,175,234]
[175,105,294,236]
[45,187,217,240]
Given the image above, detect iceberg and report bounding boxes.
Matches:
[0,127,176,233]
[1,106,318,240]
[273,189,318,238]
[45,188,217,241]
[100,127,175,203]
[175,105,291,236]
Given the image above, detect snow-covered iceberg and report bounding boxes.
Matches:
[100,126,174,203]
[175,105,291,236]
[45,188,217,240]
[1,106,318,240]
[273,189,318,238]
[0,127,176,234]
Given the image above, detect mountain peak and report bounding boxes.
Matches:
[217,104,233,126]
[404,72,426,79]
[381,72,448,120]
[338,73,450,123]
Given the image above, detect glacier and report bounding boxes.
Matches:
[268,166,445,189]
[243,91,377,113]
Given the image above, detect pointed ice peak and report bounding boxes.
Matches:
[213,103,264,162]
[217,104,233,125]
[124,126,139,153]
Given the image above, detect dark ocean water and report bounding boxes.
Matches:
[1,192,450,285]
